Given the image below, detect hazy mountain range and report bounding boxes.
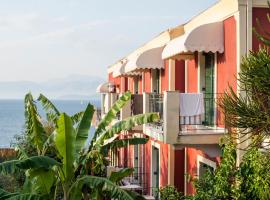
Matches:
[0,74,105,100]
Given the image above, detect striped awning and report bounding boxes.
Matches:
[162,22,224,59]
[124,46,165,74]
[96,82,114,93]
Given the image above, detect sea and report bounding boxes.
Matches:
[0,99,100,148]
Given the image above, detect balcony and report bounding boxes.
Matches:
[143,92,226,145]
[121,94,144,132]
[95,92,119,126]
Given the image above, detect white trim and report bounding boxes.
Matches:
[197,53,201,93]
[159,69,162,93]
[197,155,216,178]
[168,59,175,91]
[150,140,161,195]
[142,73,145,93]
[184,148,187,195]
[185,60,188,93]
[253,0,269,7]
[247,0,252,51]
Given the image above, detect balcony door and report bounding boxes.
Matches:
[151,69,161,94]
[203,52,215,126]
[151,146,159,194]
[133,144,139,182]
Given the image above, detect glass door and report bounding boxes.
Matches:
[152,146,159,198]
[204,53,215,126]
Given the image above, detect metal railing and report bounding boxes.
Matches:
[149,93,163,127]
[179,93,224,130]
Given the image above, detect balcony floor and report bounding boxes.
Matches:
[176,128,226,146]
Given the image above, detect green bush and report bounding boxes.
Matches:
[159,185,184,200]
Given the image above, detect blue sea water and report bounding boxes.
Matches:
[0,99,99,148]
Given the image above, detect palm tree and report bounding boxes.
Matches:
[0,91,159,199]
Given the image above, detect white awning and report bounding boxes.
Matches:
[124,46,164,73]
[96,82,114,93]
[112,60,127,78]
[162,22,224,59]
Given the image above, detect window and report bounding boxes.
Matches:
[197,155,216,178]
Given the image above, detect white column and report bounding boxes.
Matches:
[168,59,175,91]
[143,92,150,133]
[163,91,180,144]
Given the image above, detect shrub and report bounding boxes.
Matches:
[159,185,184,200]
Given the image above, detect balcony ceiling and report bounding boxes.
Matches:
[162,21,224,60]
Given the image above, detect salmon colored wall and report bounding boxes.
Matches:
[128,145,134,167]
[187,53,198,93]
[174,149,185,193]
[128,77,134,93]
[217,17,237,94]
[142,137,169,194]
[108,73,121,93]
[139,76,143,94]
[144,139,151,193]
[217,16,237,126]
[161,60,169,92]
[144,70,151,93]
[175,60,185,92]
[160,142,168,187]
[186,148,219,195]
[252,8,270,52]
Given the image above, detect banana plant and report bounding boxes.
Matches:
[2,91,159,199]
[0,112,147,200]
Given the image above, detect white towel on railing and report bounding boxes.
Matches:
[179,93,204,116]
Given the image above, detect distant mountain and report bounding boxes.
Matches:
[0,74,105,100]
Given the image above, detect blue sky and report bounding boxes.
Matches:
[0,0,218,82]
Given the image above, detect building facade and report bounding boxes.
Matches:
[97,0,270,196]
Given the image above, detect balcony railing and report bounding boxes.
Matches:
[143,91,225,144]
[149,93,163,127]
[179,93,224,130]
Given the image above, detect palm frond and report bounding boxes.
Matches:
[68,175,144,200]
[95,113,159,147]
[101,137,148,155]
[91,91,131,146]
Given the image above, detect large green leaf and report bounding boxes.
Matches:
[95,113,159,146]
[54,113,76,182]
[16,156,61,170]
[71,111,84,124]
[0,160,19,174]
[27,168,55,195]
[0,189,46,200]
[75,104,94,154]
[0,156,60,174]
[38,94,60,122]
[24,93,47,154]
[92,91,131,146]
[109,168,134,183]
[101,138,148,155]
[0,188,19,199]
[68,175,144,200]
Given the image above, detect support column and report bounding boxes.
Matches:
[168,59,175,91]
[168,144,175,185]
[163,91,179,144]
[143,92,150,133]
[121,93,131,120]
